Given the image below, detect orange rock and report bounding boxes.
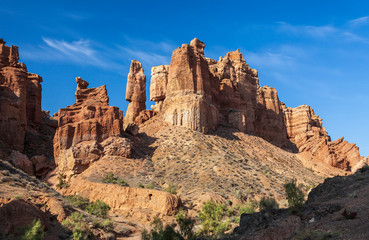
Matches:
[125,60,146,123]
[64,180,181,218]
[53,78,131,178]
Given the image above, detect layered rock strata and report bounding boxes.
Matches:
[0,39,56,176]
[53,78,132,178]
[143,38,366,171]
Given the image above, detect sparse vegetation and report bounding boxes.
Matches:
[146,181,156,189]
[175,208,195,239]
[138,183,145,188]
[86,200,110,218]
[101,172,129,187]
[62,212,92,240]
[22,219,45,240]
[66,195,110,218]
[236,201,257,215]
[258,197,279,211]
[198,201,231,237]
[92,218,115,231]
[166,183,177,194]
[66,195,90,210]
[56,173,69,189]
[284,179,305,213]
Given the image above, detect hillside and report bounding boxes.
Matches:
[0,37,368,238]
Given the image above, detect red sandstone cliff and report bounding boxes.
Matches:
[143,38,366,172]
[53,77,132,179]
[0,39,56,176]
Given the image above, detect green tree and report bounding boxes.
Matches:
[284,179,305,213]
[198,201,230,236]
[22,219,45,240]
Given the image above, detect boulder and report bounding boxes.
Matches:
[10,151,34,175]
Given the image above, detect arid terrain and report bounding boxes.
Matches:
[0,37,368,239]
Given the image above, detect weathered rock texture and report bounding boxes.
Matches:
[145,38,365,171]
[63,180,181,220]
[0,39,56,176]
[125,60,146,124]
[284,105,365,171]
[54,78,132,178]
[150,65,169,111]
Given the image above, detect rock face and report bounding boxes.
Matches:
[284,105,364,171]
[150,65,169,111]
[64,180,181,220]
[54,78,132,178]
[0,39,56,176]
[145,38,365,171]
[0,39,41,152]
[160,38,219,133]
[125,60,146,123]
[255,86,288,148]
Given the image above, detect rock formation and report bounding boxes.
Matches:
[160,38,219,133]
[53,77,132,179]
[255,86,288,148]
[125,60,146,123]
[0,39,56,177]
[145,38,366,171]
[150,65,169,111]
[283,105,365,171]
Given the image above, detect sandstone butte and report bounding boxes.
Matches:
[0,37,368,238]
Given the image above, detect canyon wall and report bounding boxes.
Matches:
[0,39,56,177]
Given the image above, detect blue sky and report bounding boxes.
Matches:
[1,0,368,156]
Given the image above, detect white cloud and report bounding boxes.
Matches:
[277,22,337,38]
[118,46,170,67]
[348,16,369,27]
[277,21,369,44]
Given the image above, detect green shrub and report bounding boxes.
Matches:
[86,200,110,218]
[258,197,279,211]
[237,201,257,215]
[66,195,90,210]
[166,183,177,195]
[62,212,91,240]
[142,217,184,240]
[175,209,195,240]
[284,179,305,213]
[92,218,115,232]
[138,183,145,188]
[66,195,110,218]
[146,182,156,189]
[22,219,45,240]
[198,201,230,236]
[101,172,129,187]
[56,173,69,189]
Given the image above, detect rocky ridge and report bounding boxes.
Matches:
[127,38,366,172]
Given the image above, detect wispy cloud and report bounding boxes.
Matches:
[348,16,369,27]
[21,38,124,70]
[21,37,175,72]
[277,22,337,38]
[277,18,369,44]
